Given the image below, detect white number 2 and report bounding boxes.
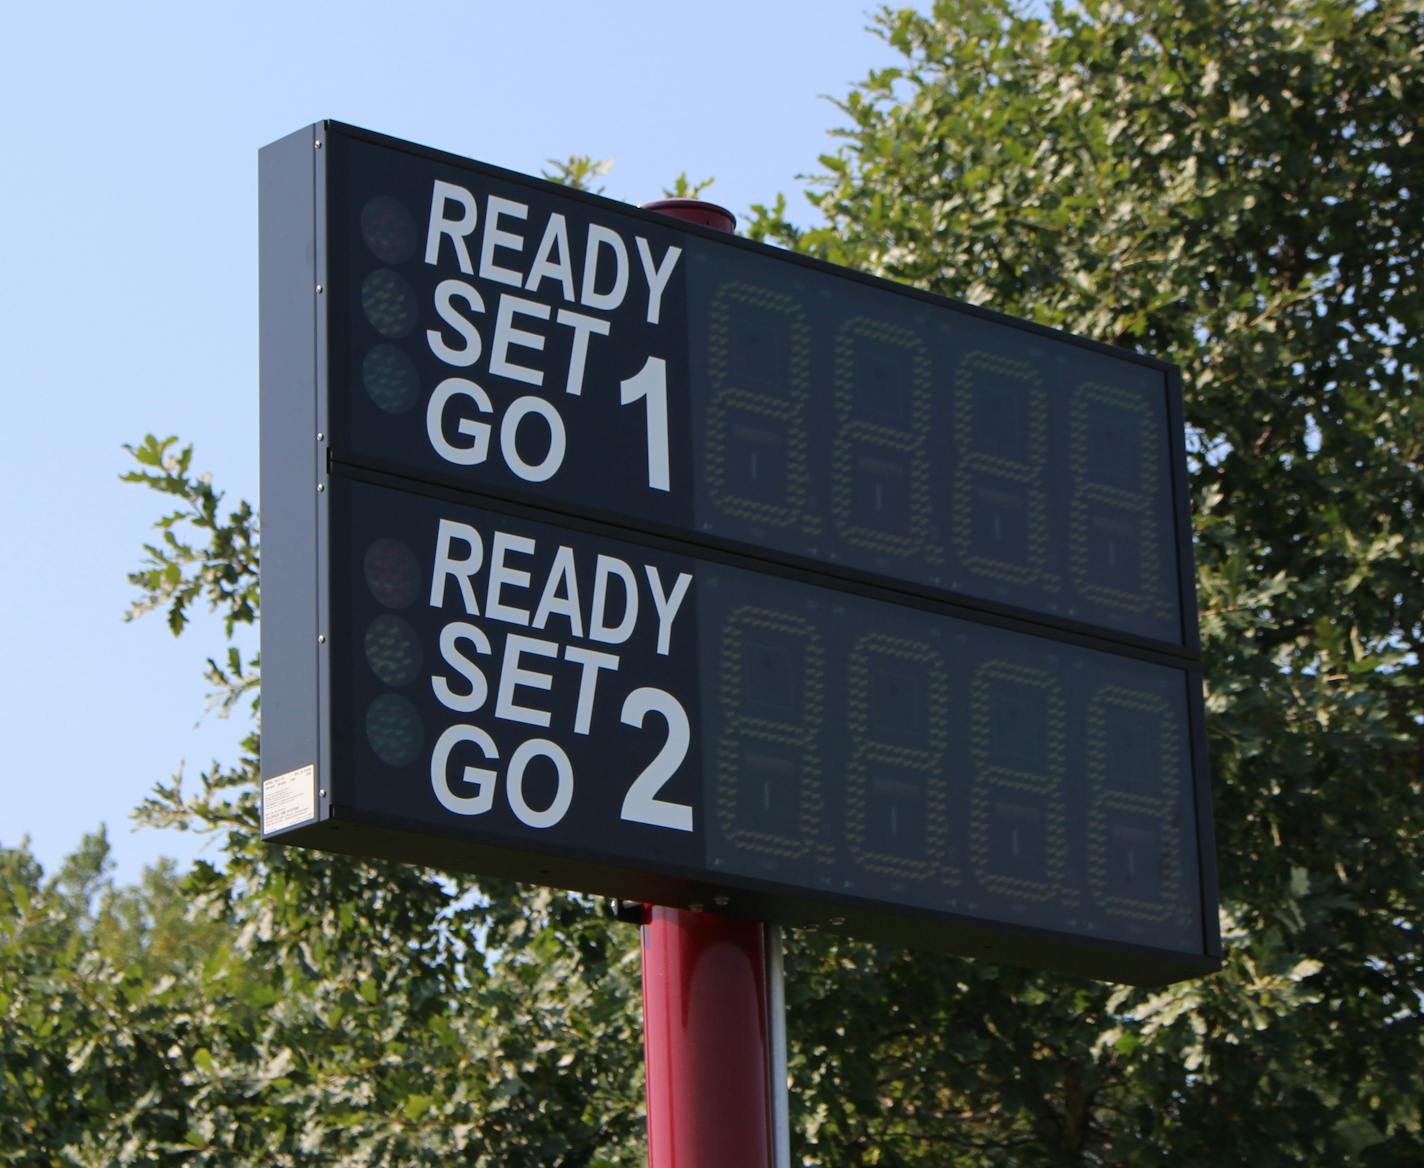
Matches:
[620,686,693,831]
[619,356,671,492]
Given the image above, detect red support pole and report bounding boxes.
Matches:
[638,197,774,1168]
[641,907,773,1168]
[639,198,738,232]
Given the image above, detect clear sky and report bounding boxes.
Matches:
[0,0,909,886]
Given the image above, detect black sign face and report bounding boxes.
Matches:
[334,478,1202,958]
[328,133,1189,647]
[259,121,1218,984]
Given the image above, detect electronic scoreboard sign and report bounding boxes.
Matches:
[260,122,1219,985]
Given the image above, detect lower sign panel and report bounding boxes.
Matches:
[269,473,1213,984]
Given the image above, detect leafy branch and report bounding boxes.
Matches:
[121,434,259,640]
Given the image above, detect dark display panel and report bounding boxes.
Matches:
[326,128,1188,647]
[330,476,1204,958]
[260,121,1218,983]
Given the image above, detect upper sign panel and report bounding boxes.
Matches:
[325,125,1189,647]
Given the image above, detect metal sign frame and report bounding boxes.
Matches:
[259,121,1220,986]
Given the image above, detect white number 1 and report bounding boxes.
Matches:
[620,356,671,492]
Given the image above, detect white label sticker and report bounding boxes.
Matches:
[262,764,317,834]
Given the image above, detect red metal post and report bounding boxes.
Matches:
[640,198,738,232]
[638,197,774,1168]
[641,907,772,1167]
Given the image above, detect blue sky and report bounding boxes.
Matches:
[0,1,909,886]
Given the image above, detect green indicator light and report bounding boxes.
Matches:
[361,269,417,338]
[360,195,417,265]
[364,614,421,686]
[363,538,421,609]
[362,344,420,414]
[366,694,422,767]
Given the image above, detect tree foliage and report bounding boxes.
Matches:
[3,2,1421,1164]
[749,1,1423,1163]
[3,439,647,1167]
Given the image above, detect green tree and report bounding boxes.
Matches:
[0,829,241,1164]
[749,0,1422,1163]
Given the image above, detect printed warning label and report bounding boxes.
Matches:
[262,764,317,835]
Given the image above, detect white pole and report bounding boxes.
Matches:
[765,924,791,1168]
